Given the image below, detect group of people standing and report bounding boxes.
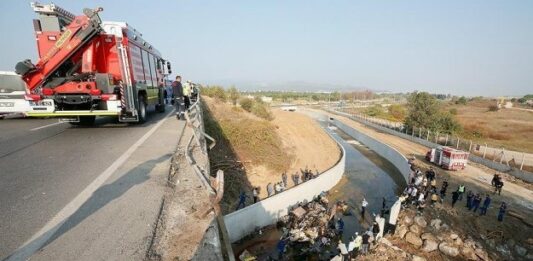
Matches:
[235,167,323,211]
[171,75,196,120]
[400,166,444,212]
[400,162,508,223]
[267,167,321,197]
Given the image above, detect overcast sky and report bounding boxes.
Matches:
[1,0,532,96]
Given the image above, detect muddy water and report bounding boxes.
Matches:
[232,118,407,259]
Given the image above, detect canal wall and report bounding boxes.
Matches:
[331,118,411,183]
[223,129,346,243]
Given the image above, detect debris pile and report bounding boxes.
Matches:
[275,194,349,259]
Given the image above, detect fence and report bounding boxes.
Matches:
[329,107,533,183]
[223,128,346,243]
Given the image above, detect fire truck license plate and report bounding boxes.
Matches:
[30,101,53,107]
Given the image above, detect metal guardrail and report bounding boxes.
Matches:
[183,94,220,197]
[182,94,235,260]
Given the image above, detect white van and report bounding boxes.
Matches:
[0,71,30,118]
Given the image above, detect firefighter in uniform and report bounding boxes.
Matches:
[183,80,192,110]
[172,75,184,119]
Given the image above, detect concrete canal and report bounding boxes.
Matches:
[233,114,407,260]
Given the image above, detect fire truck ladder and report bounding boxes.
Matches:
[31,2,76,27]
[116,41,138,122]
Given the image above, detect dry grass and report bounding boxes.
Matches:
[203,97,341,212]
[450,100,533,153]
[203,97,292,213]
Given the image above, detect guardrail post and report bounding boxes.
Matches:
[499,148,505,164]
[435,132,439,144]
[520,153,525,170]
[445,134,448,146]
[483,143,487,158]
[468,140,472,152]
[427,130,430,141]
[456,137,460,149]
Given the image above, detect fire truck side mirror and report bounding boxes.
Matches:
[167,62,172,74]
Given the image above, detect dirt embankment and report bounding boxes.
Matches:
[203,97,340,214]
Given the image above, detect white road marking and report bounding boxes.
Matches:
[6,109,176,261]
[30,121,64,131]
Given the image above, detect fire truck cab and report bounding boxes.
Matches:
[16,2,172,125]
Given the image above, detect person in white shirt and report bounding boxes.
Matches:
[361,198,369,218]
[337,240,349,260]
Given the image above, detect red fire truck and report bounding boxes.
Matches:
[426,146,469,171]
[15,2,172,124]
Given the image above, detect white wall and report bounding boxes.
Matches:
[332,118,411,183]
[224,132,346,243]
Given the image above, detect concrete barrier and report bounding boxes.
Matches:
[331,118,411,183]
[223,131,346,243]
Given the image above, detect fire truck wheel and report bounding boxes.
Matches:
[138,97,147,123]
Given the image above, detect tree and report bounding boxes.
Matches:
[404,92,440,129]
[227,86,240,106]
[405,92,461,134]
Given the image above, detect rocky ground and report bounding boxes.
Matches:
[361,205,533,261]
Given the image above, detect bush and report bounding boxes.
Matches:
[388,104,406,120]
[365,104,385,117]
[251,102,273,120]
[449,108,458,115]
[455,96,467,105]
[201,85,227,102]
[227,86,240,105]
[488,105,499,111]
[239,98,253,112]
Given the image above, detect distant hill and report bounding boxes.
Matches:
[202,80,378,93]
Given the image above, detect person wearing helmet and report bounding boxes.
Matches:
[183,80,192,110]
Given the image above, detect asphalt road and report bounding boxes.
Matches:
[0,105,184,260]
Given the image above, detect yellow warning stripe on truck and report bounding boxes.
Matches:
[26,111,119,117]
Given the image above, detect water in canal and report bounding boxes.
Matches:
[233,119,407,259]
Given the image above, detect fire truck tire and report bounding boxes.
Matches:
[138,97,147,123]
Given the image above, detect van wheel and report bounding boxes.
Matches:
[138,96,147,123]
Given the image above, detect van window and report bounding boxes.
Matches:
[0,75,26,93]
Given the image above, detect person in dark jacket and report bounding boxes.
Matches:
[451,191,460,207]
[472,193,482,213]
[172,75,184,119]
[498,202,507,222]
[466,190,474,209]
[479,194,491,215]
